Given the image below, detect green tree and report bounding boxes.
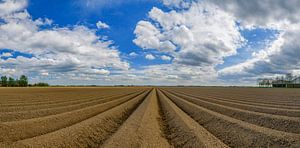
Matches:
[19,75,28,87]
[1,76,8,87]
[15,79,20,87]
[8,77,15,87]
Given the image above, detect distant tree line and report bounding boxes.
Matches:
[0,75,28,87]
[0,75,49,87]
[29,82,50,87]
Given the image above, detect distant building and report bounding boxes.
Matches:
[258,74,300,88]
[271,74,300,88]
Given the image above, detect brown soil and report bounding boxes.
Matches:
[161,88,300,148]
[0,90,147,142]
[157,89,228,148]
[0,87,299,148]
[6,90,150,147]
[102,89,170,148]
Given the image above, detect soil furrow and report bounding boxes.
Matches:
[169,89,300,117]
[5,89,149,147]
[157,89,228,148]
[171,89,300,110]
[0,91,140,112]
[165,89,300,133]
[161,90,300,148]
[1,87,299,147]
[0,89,142,107]
[102,89,170,148]
[0,90,149,143]
[176,88,300,106]
[0,91,144,122]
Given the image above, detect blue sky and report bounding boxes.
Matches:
[27,0,274,69]
[0,0,299,85]
[217,28,279,70]
[27,0,171,69]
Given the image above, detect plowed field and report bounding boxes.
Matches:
[0,87,299,148]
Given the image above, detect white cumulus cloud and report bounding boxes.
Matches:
[150,5,243,66]
[0,0,27,17]
[133,20,177,52]
[219,24,300,79]
[129,52,138,57]
[211,0,300,28]
[135,0,300,85]
[161,55,171,61]
[134,2,244,81]
[213,0,300,81]
[145,54,155,60]
[161,0,191,8]
[0,0,129,82]
[0,52,13,57]
[96,21,110,29]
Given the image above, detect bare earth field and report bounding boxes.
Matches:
[0,87,299,148]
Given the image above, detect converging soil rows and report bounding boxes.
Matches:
[0,87,299,147]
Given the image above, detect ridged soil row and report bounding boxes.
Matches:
[169,89,300,117]
[213,91,300,104]
[176,89,300,106]
[0,93,105,105]
[161,90,300,147]
[0,91,144,122]
[102,89,170,148]
[0,93,102,106]
[4,89,150,148]
[164,89,300,133]
[0,89,143,107]
[157,89,228,148]
[0,90,141,112]
[0,90,148,143]
[171,89,300,110]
